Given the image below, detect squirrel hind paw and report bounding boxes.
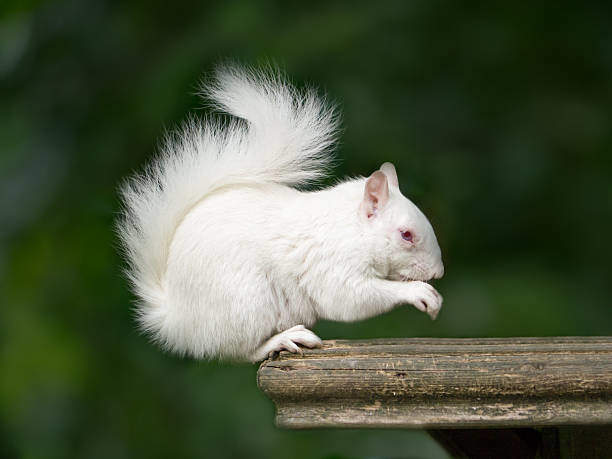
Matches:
[251,326,322,362]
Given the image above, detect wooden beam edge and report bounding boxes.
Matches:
[273,399,612,429]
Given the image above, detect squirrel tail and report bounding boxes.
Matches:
[117,64,339,345]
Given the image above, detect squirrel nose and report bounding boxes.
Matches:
[433,264,444,279]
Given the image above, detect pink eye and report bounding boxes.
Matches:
[401,230,413,242]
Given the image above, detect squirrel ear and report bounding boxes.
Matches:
[362,171,389,219]
[380,162,399,187]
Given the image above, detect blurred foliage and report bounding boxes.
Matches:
[1,1,611,458]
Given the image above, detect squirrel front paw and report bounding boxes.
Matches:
[405,281,443,320]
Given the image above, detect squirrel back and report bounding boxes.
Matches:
[117,65,339,340]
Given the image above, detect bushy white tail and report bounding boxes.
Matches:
[117,64,339,335]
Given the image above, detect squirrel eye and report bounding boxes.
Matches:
[401,230,413,242]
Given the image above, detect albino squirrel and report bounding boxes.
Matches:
[118,65,444,362]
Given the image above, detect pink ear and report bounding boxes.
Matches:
[380,162,399,187]
[362,171,389,218]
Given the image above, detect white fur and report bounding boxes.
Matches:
[117,65,444,362]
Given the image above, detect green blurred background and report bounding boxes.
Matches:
[2,1,611,458]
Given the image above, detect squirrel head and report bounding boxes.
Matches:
[359,162,444,282]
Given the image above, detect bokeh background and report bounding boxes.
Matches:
[2,1,611,458]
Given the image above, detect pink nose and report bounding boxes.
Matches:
[433,265,444,279]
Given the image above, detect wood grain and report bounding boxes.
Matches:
[257,337,612,429]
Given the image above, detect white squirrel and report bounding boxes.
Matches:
[118,65,444,362]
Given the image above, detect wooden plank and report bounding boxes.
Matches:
[257,337,612,429]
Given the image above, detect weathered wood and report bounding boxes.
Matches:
[257,337,612,429]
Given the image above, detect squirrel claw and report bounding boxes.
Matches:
[253,325,322,362]
[406,281,443,320]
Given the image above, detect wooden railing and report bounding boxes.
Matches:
[257,337,612,458]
